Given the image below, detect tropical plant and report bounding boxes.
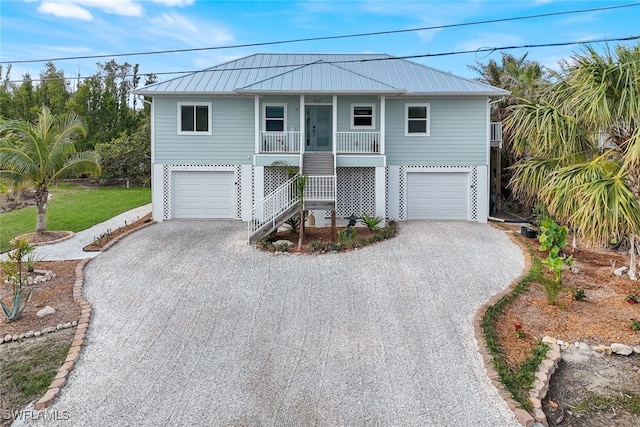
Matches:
[295,174,307,250]
[0,106,101,233]
[537,219,574,304]
[506,43,640,280]
[360,213,382,231]
[0,237,35,321]
[284,214,300,234]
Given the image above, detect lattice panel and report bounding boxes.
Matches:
[385,167,389,219]
[398,165,479,221]
[161,164,241,219]
[335,167,375,217]
[264,166,299,196]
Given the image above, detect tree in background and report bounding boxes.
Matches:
[0,106,101,232]
[471,53,551,212]
[506,43,640,279]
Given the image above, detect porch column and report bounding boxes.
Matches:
[332,95,337,155]
[254,95,260,153]
[375,166,386,225]
[254,166,265,202]
[379,95,386,155]
[299,95,305,169]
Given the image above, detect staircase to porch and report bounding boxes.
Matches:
[248,153,337,243]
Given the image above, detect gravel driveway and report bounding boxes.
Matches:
[26,220,523,426]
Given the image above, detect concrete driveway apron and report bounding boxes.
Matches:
[26,220,523,426]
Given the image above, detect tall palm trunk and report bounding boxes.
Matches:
[34,184,48,233]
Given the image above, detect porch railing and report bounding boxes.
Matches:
[260,131,301,153]
[336,132,380,153]
[248,174,300,240]
[305,175,336,201]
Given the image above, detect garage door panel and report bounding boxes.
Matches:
[172,171,235,219]
[407,172,468,220]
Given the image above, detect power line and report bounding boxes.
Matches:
[1,2,638,65]
[6,34,639,84]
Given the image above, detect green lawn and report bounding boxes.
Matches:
[0,184,151,252]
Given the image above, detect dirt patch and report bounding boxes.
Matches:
[1,261,81,337]
[543,352,640,426]
[261,225,379,253]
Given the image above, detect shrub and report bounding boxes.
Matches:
[360,214,382,231]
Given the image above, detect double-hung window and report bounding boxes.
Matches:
[351,104,375,129]
[264,104,286,132]
[178,102,211,135]
[405,103,430,136]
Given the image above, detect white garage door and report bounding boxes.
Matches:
[407,172,468,219]
[172,171,235,219]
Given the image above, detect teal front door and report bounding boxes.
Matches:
[306,105,332,151]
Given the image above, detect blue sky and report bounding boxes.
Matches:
[1,0,639,86]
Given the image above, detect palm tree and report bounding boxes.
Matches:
[506,44,640,279]
[0,106,101,232]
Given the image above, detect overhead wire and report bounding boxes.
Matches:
[2,2,638,65]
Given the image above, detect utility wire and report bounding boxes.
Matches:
[1,2,638,65]
[6,34,639,84]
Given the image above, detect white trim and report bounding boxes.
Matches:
[404,103,430,136]
[379,96,386,155]
[350,103,375,130]
[262,103,287,132]
[177,102,212,135]
[254,96,260,153]
[333,95,338,156]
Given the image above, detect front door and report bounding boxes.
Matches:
[306,105,332,152]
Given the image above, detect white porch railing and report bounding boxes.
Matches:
[260,131,301,153]
[336,132,380,153]
[305,175,336,201]
[248,174,300,240]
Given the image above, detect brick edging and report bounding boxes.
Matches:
[35,258,92,410]
[84,219,156,253]
[473,228,549,427]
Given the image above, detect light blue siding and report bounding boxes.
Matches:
[336,96,379,131]
[385,97,488,165]
[154,97,254,164]
[259,95,300,131]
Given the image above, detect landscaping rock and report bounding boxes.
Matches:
[592,344,612,355]
[542,336,557,344]
[37,305,56,317]
[611,343,633,356]
[613,266,628,276]
[3,334,11,342]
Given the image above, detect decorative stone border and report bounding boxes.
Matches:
[16,231,75,246]
[34,258,91,410]
[0,320,76,345]
[83,219,155,252]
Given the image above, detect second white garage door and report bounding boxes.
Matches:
[407,172,468,220]
[172,171,235,219]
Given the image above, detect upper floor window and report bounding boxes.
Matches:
[178,102,211,135]
[351,104,375,129]
[405,103,430,136]
[264,104,286,132]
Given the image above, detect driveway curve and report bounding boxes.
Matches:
[28,221,523,426]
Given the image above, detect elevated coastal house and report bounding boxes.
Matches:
[133,53,507,241]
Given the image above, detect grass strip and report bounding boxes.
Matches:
[482,238,549,411]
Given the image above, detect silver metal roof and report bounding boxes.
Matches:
[134,53,509,96]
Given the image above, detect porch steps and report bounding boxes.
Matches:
[249,204,299,244]
[302,152,334,175]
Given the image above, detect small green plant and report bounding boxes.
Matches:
[572,287,586,301]
[273,242,291,252]
[0,237,35,322]
[631,319,640,331]
[360,214,382,231]
[338,226,357,243]
[626,292,639,305]
[537,218,574,305]
[285,214,300,234]
[515,324,524,338]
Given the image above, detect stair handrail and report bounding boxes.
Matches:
[248,173,301,241]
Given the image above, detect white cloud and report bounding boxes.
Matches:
[150,0,194,6]
[36,0,144,20]
[38,1,94,20]
[148,13,233,46]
